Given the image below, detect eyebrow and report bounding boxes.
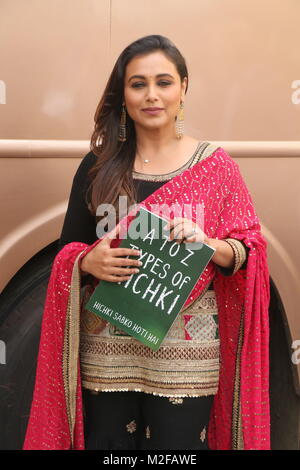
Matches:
[128,73,174,82]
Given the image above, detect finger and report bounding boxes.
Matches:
[172,226,190,243]
[163,217,184,230]
[109,266,140,276]
[109,257,142,267]
[183,231,205,243]
[104,273,136,283]
[109,247,141,258]
[183,234,197,243]
[169,221,185,241]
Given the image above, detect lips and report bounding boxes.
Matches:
[142,108,164,111]
[142,108,164,115]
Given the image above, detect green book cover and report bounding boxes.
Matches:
[85,206,216,351]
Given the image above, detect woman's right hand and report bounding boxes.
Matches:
[79,223,142,282]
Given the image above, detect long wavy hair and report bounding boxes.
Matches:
[86,34,189,228]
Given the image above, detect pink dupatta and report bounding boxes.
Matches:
[23,147,270,450]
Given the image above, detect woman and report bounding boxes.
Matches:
[23,35,270,450]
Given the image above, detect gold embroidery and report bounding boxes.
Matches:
[169,397,184,405]
[232,305,245,450]
[62,295,72,443]
[132,141,203,181]
[80,287,220,398]
[200,426,206,443]
[80,337,220,397]
[180,281,211,313]
[132,142,219,181]
[109,324,131,336]
[80,284,108,334]
[62,250,84,449]
[200,143,220,161]
[223,238,247,275]
[126,420,137,433]
[184,315,217,341]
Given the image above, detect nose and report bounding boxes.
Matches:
[145,83,159,102]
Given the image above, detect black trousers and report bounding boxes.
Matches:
[82,388,214,450]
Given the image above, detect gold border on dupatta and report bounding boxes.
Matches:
[62,250,85,449]
[231,304,245,450]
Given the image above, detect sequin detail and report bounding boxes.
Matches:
[169,398,184,405]
[200,426,206,443]
[126,420,137,434]
[80,288,220,398]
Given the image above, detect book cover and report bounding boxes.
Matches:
[85,206,215,351]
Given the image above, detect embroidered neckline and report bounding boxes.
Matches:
[132,141,209,182]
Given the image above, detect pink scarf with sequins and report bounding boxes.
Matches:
[23,147,270,450]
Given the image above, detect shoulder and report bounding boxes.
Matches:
[194,143,244,190]
[73,150,97,182]
[203,144,240,174]
[77,150,97,172]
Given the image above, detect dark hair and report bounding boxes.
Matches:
[86,34,189,227]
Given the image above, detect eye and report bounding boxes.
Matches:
[131,81,172,88]
[131,82,144,88]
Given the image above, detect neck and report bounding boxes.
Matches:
[134,123,180,162]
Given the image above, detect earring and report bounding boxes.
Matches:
[118,101,127,142]
[175,101,184,139]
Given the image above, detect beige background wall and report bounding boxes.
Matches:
[0,0,299,140]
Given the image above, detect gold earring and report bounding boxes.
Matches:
[118,101,127,142]
[175,101,184,139]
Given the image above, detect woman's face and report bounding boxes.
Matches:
[124,51,187,131]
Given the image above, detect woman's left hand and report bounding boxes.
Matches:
[163,217,210,245]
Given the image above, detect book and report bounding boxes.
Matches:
[85,206,216,351]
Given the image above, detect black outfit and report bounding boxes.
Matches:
[58,151,247,450]
[81,389,214,450]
